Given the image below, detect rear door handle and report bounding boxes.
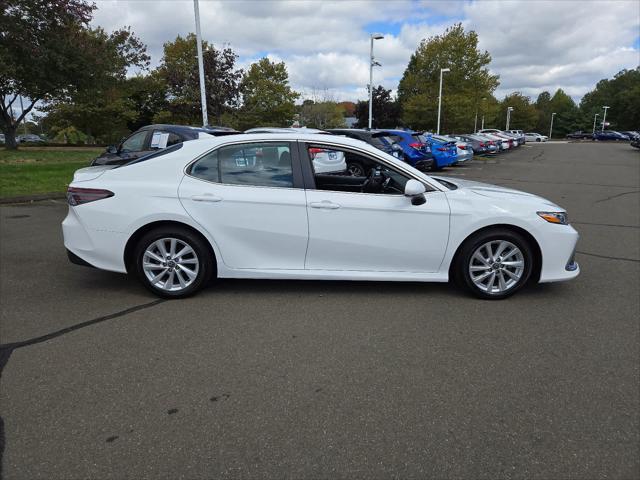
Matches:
[191,194,222,203]
[310,201,341,210]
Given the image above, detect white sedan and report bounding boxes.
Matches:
[63,133,579,299]
[525,132,548,142]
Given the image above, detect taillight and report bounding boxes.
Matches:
[459,145,467,150]
[479,142,486,147]
[409,142,423,149]
[67,187,114,206]
[308,147,323,159]
[437,147,447,151]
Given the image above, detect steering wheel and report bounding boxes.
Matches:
[362,168,388,193]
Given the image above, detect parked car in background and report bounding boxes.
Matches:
[593,130,630,141]
[0,134,5,144]
[506,130,526,145]
[63,132,579,300]
[478,129,515,149]
[91,124,239,166]
[620,131,640,141]
[451,134,497,155]
[525,133,548,142]
[476,133,509,151]
[375,130,434,171]
[631,138,640,149]
[566,131,594,139]
[245,127,347,174]
[17,133,45,143]
[418,133,458,169]
[435,134,473,163]
[326,128,395,176]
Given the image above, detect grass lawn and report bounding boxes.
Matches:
[0,147,103,198]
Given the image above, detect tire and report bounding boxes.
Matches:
[536,138,541,142]
[453,228,534,300]
[134,226,214,298]
[347,161,366,177]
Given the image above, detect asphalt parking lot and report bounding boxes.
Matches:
[1,142,639,479]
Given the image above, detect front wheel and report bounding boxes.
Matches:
[454,229,534,299]
[347,161,366,177]
[134,226,214,298]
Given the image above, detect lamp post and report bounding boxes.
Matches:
[368,33,384,129]
[193,0,208,127]
[505,106,514,130]
[601,106,610,132]
[549,112,556,139]
[474,97,486,133]
[436,67,450,134]
[592,113,599,134]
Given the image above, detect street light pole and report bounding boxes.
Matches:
[549,112,556,139]
[474,97,486,133]
[193,0,208,127]
[505,106,514,130]
[368,33,384,129]
[592,113,599,134]
[436,67,450,135]
[481,115,485,130]
[601,106,610,132]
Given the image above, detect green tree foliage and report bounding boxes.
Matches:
[41,28,152,144]
[580,68,640,131]
[499,92,538,131]
[397,23,499,132]
[299,100,345,129]
[547,89,580,137]
[354,85,401,128]
[236,58,299,130]
[156,34,243,125]
[534,91,552,133]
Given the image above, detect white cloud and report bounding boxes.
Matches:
[91,0,639,103]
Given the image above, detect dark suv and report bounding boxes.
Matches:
[91,124,239,166]
[327,129,402,176]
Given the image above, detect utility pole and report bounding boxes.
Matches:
[193,0,208,127]
[592,113,599,134]
[601,106,610,132]
[505,106,514,130]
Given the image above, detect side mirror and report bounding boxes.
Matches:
[107,145,117,154]
[404,179,426,206]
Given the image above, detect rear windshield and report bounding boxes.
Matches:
[117,143,183,168]
[432,135,453,143]
[369,136,387,148]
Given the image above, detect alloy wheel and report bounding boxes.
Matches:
[468,240,525,295]
[142,237,200,292]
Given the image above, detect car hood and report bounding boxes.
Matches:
[433,176,562,209]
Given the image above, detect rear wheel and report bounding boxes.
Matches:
[454,229,533,299]
[134,226,214,298]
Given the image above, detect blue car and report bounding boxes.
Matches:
[417,133,458,170]
[375,130,433,171]
[593,130,630,141]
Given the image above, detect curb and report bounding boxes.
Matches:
[0,192,66,205]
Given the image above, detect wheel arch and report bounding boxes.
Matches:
[123,220,218,275]
[448,224,542,283]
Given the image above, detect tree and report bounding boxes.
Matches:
[534,91,552,133]
[299,100,345,129]
[156,34,243,126]
[580,68,640,131]
[547,89,580,137]
[499,92,538,132]
[397,23,499,133]
[354,85,401,128]
[0,1,149,149]
[236,58,299,130]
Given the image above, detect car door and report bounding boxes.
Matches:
[178,140,309,270]
[300,142,450,273]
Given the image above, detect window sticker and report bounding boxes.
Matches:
[150,132,170,149]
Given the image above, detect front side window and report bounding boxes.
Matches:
[190,142,294,188]
[120,131,148,152]
[307,144,415,195]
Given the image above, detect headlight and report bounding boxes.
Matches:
[537,211,569,225]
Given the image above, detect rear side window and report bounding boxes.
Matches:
[121,131,148,152]
[190,142,294,188]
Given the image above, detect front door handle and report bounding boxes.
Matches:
[310,201,341,210]
[191,194,223,203]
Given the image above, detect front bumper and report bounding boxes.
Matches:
[538,224,581,283]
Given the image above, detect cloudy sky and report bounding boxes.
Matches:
[92,0,639,103]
